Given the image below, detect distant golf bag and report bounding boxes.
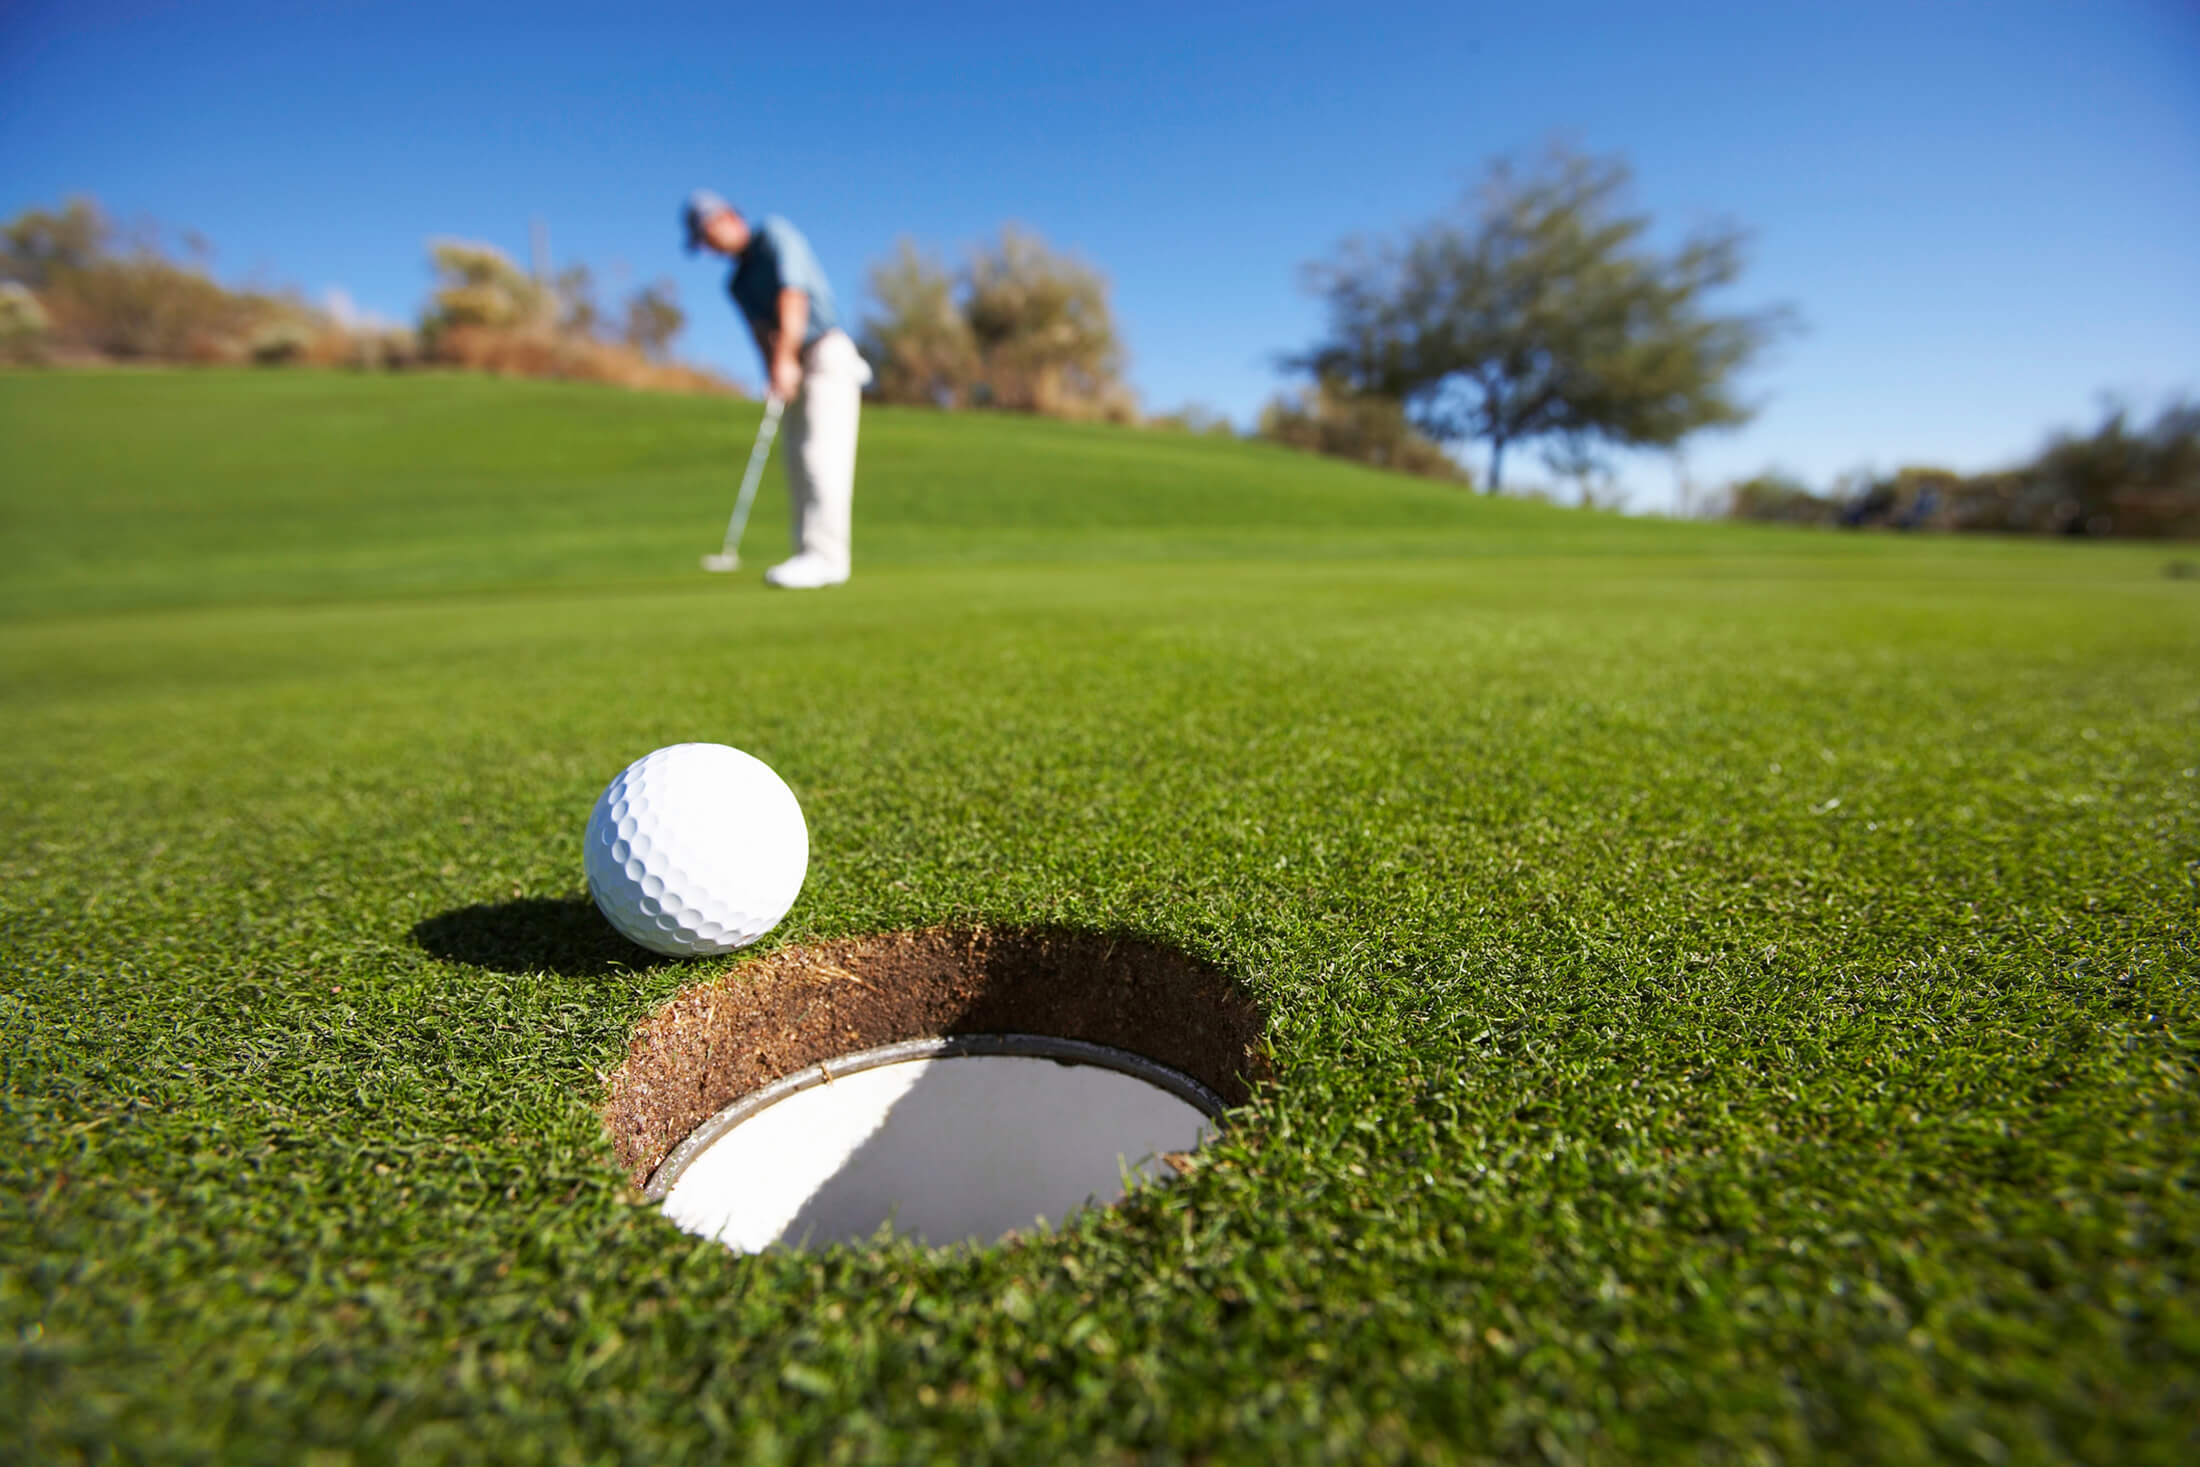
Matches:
[701,395,785,573]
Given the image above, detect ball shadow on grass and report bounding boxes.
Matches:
[411,894,659,977]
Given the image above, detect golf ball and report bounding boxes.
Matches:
[583,743,808,956]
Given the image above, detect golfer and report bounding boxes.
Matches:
[684,190,872,589]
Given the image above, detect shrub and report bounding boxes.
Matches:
[0,198,725,396]
[0,283,50,362]
[860,226,1133,421]
[302,326,421,372]
[4,197,325,364]
[2,199,103,291]
[250,321,313,366]
[963,227,1130,420]
[621,280,684,362]
[861,240,979,408]
[1727,400,2200,540]
[413,241,726,392]
[426,324,732,395]
[422,240,552,335]
[1146,403,1238,437]
[1724,471,1838,525]
[2021,400,2200,538]
[38,248,312,363]
[1258,378,1470,484]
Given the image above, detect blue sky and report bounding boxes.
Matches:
[4,0,2195,504]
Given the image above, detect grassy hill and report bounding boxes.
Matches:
[0,369,2084,618]
[3,370,2195,1462]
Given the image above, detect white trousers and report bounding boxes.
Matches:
[785,330,871,573]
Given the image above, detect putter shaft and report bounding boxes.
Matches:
[706,395,784,569]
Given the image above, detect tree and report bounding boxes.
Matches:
[2025,397,2200,536]
[859,227,1132,420]
[1295,144,1793,492]
[2,198,107,289]
[552,262,599,336]
[860,239,977,407]
[961,227,1130,419]
[621,279,684,361]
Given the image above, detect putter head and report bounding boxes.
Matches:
[700,552,740,573]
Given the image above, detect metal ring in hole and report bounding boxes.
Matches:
[643,1033,1230,1202]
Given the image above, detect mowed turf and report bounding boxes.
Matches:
[2,369,2195,1463]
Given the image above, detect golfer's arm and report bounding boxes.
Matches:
[774,289,808,372]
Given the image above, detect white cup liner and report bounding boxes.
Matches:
[645,1034,1226,1253]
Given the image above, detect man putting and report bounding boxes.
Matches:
[685,190,872,589]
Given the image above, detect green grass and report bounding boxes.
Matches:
[3,368,2195,1464]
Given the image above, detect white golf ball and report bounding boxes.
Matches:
[583,743,808,956]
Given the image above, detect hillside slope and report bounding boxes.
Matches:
[0,369,2099,620]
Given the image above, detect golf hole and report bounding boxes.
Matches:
[650,1036,1219,1250]
[603,928,1269,1253]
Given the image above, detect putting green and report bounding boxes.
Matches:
[3,370,2194,1461]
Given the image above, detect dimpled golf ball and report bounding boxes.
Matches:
[584,743,808,956]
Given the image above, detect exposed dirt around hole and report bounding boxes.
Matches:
[602,927,1270,1185]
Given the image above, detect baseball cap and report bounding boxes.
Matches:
[683,189,734,253]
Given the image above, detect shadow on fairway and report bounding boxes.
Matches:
[412,895,659,977]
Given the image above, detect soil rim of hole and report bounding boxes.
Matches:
[602,925,1272,1187]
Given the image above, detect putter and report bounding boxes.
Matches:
[701,395,785,572]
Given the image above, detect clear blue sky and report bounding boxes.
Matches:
[5,0,2195,504]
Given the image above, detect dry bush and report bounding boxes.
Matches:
[621,280,684,361]
[419,241,725,393]
[3,198,723,397]
[1146,403,1238,437]
[964,227,1129,418]
[35,250,317,363]
[423,240,552,333]
[427,324,734,394]
[862,239,978,408]
[1259,378,1469,484]
[300,325,421,371]
[860,226,1133,421]
[1722,470,1837,525]
[5,197,326,365]
[0,282,50,362]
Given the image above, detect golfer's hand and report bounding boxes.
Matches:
[770,354,803,401]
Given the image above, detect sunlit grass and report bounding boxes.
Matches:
[3,370,2195,1462]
